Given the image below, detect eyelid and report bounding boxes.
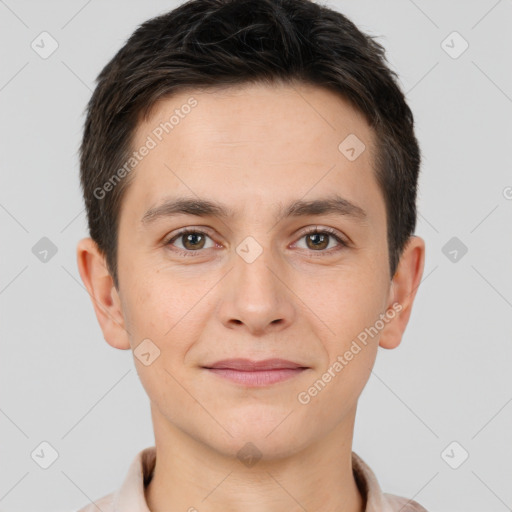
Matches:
[292,225,349,250]
[296,225,348,242]
[163,226,218,247]
[164,225,349,256]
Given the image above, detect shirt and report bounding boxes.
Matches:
[76,446,428,512]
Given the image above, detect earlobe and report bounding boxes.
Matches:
[76,237,131,350]
[378,235,426,350]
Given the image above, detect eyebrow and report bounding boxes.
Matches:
[140,194,368,226]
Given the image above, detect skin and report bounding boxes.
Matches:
[77,82,425,512]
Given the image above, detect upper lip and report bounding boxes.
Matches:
[203,358,308,371]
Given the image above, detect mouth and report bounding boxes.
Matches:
[202,358,310,387]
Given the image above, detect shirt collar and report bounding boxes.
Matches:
[112,446,395,512]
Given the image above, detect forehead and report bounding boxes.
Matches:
[122,82,382,225]
[136,82,373,157]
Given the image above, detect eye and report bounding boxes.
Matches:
[163,226,348,257]
[294,226,348,254]
[165,228,216,254]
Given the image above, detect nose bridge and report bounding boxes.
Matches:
[237,237,278,298]
[218,234,295,333]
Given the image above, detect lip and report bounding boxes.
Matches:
[204,358,306,371]
[202,358,309,387]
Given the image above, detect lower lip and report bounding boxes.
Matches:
[205,368,307,386]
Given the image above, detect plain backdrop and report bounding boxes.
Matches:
[1,1,511,511]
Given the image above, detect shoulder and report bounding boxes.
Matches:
[75,491,115,512]
[383,492,429,512]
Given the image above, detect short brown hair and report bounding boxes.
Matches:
[79,0,421,290]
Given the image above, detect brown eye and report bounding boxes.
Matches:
[295,227,348,254]
[166,229,215,253]
[305,232,330,250]
[181,232,206,250]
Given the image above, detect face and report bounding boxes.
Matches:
[80,82,424,460]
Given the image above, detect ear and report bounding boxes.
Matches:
[379,235,426,350]
[76,237,131,350]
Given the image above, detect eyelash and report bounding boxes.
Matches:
[163,226,349,257]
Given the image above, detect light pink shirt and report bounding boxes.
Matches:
[76,446,428,511]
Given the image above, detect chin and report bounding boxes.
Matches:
[210,433,306,464]
[206,411,310,461]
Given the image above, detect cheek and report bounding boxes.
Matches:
[122,271,215,374]
[122,275,204,407]
[300,263,387,389]
[122,264,183,329]
[301,263,388,337]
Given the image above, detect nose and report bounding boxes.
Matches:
[216,244,296,336]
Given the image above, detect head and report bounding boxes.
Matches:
[77,0,425,459]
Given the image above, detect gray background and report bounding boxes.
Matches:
[1,1,511,511]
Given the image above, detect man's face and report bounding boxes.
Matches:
[115,82,394,457]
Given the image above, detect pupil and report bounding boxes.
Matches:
[185,233,203,249]
[309,233,328,249]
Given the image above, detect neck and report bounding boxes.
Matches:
[145,406,364,512]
